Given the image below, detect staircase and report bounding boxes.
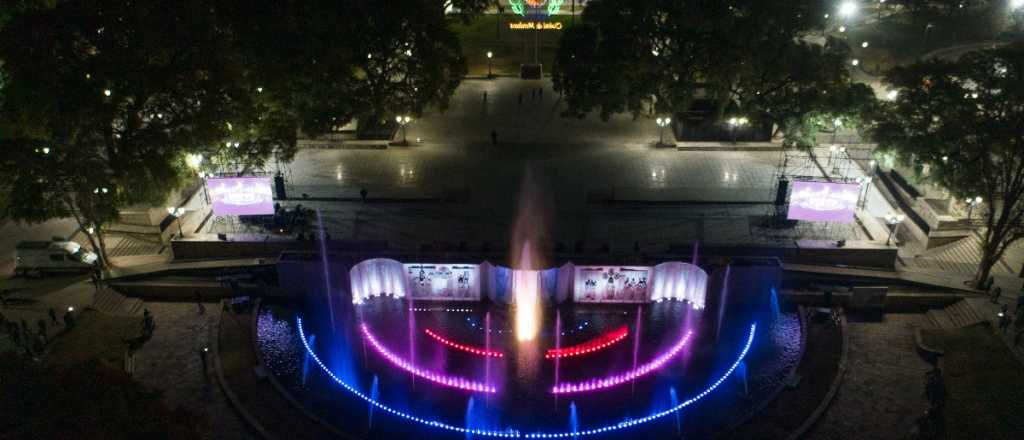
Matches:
[92,288,145,316]
[924,299,987,329]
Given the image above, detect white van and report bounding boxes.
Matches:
[14,240,98,276]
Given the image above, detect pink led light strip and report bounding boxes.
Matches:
[545,326,629,359]
[550,330,694,394]
[360,323,496,393]
[424,328,504,358]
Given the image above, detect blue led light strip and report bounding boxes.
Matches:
[296,317,756,438]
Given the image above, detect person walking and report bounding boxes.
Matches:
[1000,311,1012,334]
[491,129,498,147]
[991,286,1003,304]
[360,188,368,203]
[518,92,523,106]
[483,91,488,102]
[199,347,209,375]
[48,307,58,325]
[539,87,544,100]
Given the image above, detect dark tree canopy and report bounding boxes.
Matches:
[552,0,874,147]
[0,354,207,439]
[869,43,1024,286]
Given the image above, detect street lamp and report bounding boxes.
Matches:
[839,2,858,21]
[486,51,494,78]
[167,207,186,238]
[885,213,905,246]
[395,115,412,145]
[966,196,983,220]
[727,116,749,143]
[856,176,872,208]
[656,116,672,146]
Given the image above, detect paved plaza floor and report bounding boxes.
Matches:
[809,313,933,440]
[214,78,884,250]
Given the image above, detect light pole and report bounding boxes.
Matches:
[965,196,983,221]
[487,51,493,78]
[167,207,186,238]
[656,116,671,146]
[885,213,905,246]
[395,115,412,145]
[856,176,872,209]
[727,117,748,144]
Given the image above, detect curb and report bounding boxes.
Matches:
[786,308,849,440]
[212,299,273,440]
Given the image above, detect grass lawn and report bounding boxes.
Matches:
[46,310,141,367]
[453,13,576,76]
[920,323,1024,439]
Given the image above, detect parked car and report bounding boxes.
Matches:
[14,240,97,276]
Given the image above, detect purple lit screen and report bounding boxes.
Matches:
[207,177,274,216]
[787,181,859,223]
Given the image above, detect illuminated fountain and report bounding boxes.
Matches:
[510,170,547,343]
[261,167,798,439]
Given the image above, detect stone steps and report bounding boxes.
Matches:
[92,289,144,316]
[925,299,987,329]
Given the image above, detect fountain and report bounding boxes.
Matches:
[510,169,547,343]
[302,334,316,387]
[736,361,748,397]
[716,264,732,342]
[631,305,642,395]
[368,375,379,429]
[465,397,476,440]
[554,310,562,404]
[769,287,781,325]
[315,209,336,332]
[669,387,681,436]
[569,401,579,440]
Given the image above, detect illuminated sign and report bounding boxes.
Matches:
[509,0,565,16]
[508,21,563,30]
[206,177,274,216]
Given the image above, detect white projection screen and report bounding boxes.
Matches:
[787,180,859,223]
[405,264,481,301]
[573,266,651,303]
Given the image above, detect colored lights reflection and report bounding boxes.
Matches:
[360,323,496,393]
[551,330,694,394]
[425,328,504,358]
[298,317,757,438]
[545,326,629,359]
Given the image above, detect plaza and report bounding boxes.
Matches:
[3,2,1024,440]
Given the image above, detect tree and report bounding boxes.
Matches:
[348,0,467,136]
[552,0,872,148]
[0,354,207,439]
[0,0,254,266]
[869,43,1024,288]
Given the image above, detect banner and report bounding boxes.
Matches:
[405,264,480,301]
[574,266,650,303]
[787,180,859,223]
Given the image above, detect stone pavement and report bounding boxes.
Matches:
[809,313,933,440]
[131,301,250,439]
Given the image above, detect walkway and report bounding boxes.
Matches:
[809,313,933,440]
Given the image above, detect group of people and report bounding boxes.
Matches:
[1,305,74,357]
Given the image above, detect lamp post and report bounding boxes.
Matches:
[839,1,857,22]
[656,116,671,146]
[487,51,494,78]
[727,117,748,144]
[965,196,983,221]
[395,115,412,145]
[856,176,872,209]
[167,207,186,238]
[885,213,905,246]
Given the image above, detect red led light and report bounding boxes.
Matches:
[545,326,629,359]
[425,328,504,358]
